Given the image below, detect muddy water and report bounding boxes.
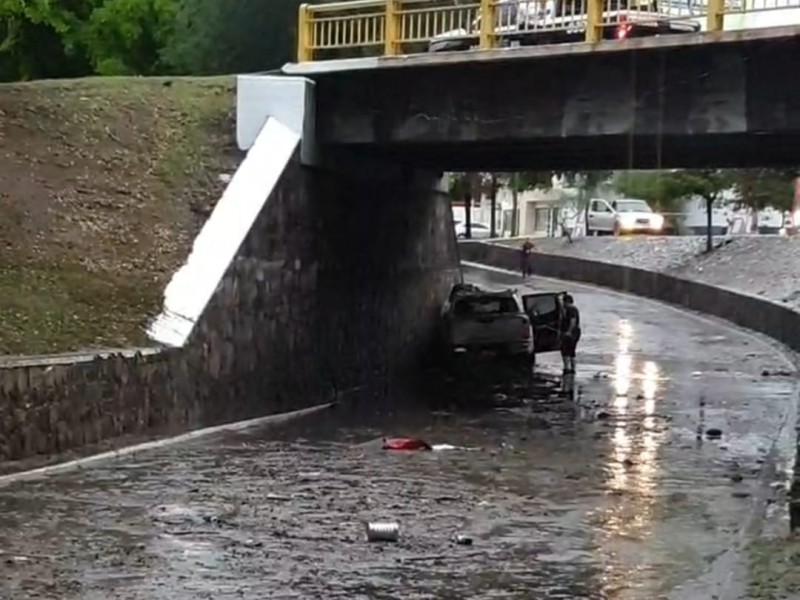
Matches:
[0,268,796,600]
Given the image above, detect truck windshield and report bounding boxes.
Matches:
[454,296,518,316]
[616,201,651,213]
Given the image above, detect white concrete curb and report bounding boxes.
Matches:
[0,401,333,488]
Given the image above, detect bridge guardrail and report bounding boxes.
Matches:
[296,0,800,62]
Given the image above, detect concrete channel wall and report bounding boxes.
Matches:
[459,240,800,528]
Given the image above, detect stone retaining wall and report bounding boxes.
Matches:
[460,240,800,528]
[0,160,459,473]
[0,350,184,472]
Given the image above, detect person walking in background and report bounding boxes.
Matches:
[560,293,581,373]
[520,238,534,278]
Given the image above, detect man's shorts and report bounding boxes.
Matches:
[560,329,581,357]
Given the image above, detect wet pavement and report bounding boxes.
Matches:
[1,266,797,600]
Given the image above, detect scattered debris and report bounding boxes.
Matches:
[266,493,292,502]
[383,438,432,451]
[762,368,794,377]
[431,444,459,451]
[366,522,399,542]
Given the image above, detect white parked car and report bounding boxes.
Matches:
[586,198,664,236]
[455,221,492,240]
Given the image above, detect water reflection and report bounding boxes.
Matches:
[618,319,633,353]
[615,354,632,397]
[596,322,666,597]
[642,361,658,402]
[615,320,633,397]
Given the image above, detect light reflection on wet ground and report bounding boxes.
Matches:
[0,267,796,600]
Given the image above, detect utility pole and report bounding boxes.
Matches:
[511,173,519,237]
[464,191,472,239]
[489,173,498,238]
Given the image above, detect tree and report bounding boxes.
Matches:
[667,170,732,252]
[614,170,689,215]
[614,170,731,251]
[562,171,612,196]
[448,171,475,238]
[85,0,178,75]
[488,173,499,238]
[446,170,611,239]
[0,0,97,81]
[0,0,180,81]
[512,171,553,191]
[164,0,304,75]
[731,169,797,213]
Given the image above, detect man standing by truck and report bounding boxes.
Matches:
[560,293,581,373]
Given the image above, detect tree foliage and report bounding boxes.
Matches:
[614,170,730,213]
[614,168,798,212]
[612,168,799,249]
[164,0,306,75]
[84,0,177,75]
[0,0,96,80]
[0,0,311,81]
[730,169,797,212]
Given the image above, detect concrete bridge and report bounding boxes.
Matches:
[287,27,800,170]
[139,2,799,436]
[283,0,800,170]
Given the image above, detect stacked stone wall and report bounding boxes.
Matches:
[0,159,460,472]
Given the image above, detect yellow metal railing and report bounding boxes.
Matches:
[297,0,800,61]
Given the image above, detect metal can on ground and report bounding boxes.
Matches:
[365,522,399,542]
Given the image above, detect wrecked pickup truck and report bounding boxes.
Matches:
[441,284,565,367]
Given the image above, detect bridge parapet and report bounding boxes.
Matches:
[296,0,800,62]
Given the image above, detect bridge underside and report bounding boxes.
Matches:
[308,31,800,170]
[333,134,800,171]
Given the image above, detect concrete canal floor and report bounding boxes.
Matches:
[0,267,796,599]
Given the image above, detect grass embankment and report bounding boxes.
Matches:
[0,77,239,354]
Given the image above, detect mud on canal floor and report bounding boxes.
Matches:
[0,269,797,600]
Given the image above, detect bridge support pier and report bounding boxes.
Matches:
[167,155,458,425]
[145,73,460,425]
[190,157,458,423]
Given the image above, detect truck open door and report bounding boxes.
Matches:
[522,292,563,353]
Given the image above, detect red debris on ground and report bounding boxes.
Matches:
[382,437,432,451]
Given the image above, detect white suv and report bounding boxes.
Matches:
[586,198,664,236]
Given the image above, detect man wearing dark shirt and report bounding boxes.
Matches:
[520,239,534,278]
[560,293,581,373]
